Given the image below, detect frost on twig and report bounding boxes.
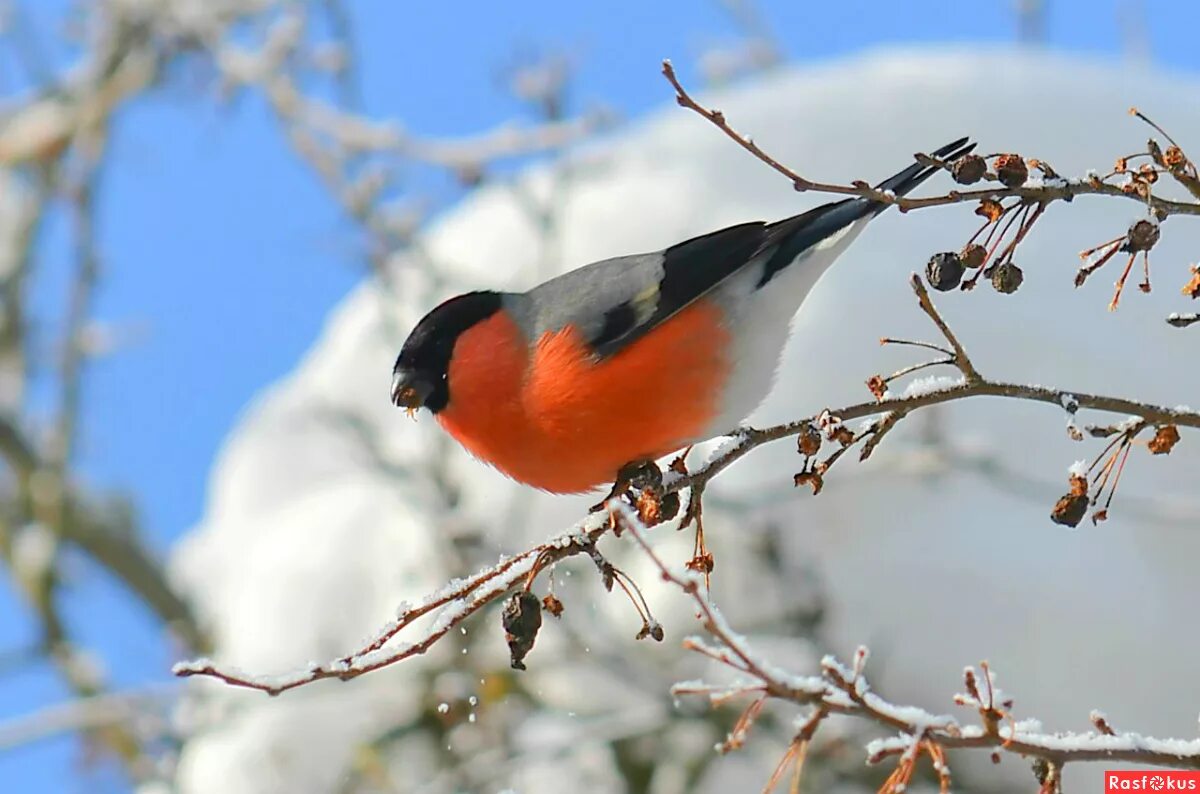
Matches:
[174,512,609,694]
[614,505,1200,791]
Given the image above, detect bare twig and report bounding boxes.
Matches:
[616,503,1200,775]
[661,59,1200,218]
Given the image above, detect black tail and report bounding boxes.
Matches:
[754,138,975,286]
[874,136,975,200]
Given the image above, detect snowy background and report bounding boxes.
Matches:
[3,2,1200,793]
[170,50,1200,793]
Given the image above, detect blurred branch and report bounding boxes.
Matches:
[62,495,206,650]
[0,684,174,752]
[700,0,782,84]
[214,12,613,277]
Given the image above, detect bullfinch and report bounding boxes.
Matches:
[392,138,974,493]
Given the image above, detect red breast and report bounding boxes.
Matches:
[436,300,732,493]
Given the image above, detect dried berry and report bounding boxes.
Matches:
[797,422,822,457]
[993,154,1028,188]
[1122,219,1160,252]
[1184,266,1200,300]
[502,591,543,670]
[1147,425,1180,455]
[794,470,824,495]
[866,375,888,401]
[541,593,564,618]
[1165,145,1187,168]
[991,261,1024,294]
[1051,493,1088,527]
[976,198,1005,222]
[636,488,663,525]
[951,154,987,185]
[960,244,987,269]
[635,621,665,642]
[926,252,964,291]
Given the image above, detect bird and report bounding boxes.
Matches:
[391,138,974,494]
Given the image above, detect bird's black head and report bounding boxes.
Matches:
[391,291,503,414]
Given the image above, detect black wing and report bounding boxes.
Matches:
[589,137,974,358]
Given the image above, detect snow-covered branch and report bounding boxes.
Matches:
[174,510,615,695]
[614,503,1200,791]
[175,271,1200,695]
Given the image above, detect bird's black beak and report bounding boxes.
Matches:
[391,369,432,416]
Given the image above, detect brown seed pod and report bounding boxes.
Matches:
[1122,218,1160,252]
[991,261,1024,294]
[793,470,824,495]
[976,198,1005,222]
[636,488,663,525]
[541,593,564,618]
[1184,266,1200,299]
[951,154,987,185]
[865,374,888,401]
[635,621,665,642]
[993,154,1028,188]
[659,491,680,522]
[1147,425,1180,455]
[830,425,854,447]
[960,243,987,269]
[502,591,543,670]
[926,252,964,291]
[798,422,822,456]
[1051,492,1089,527]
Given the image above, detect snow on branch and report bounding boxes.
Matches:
[613,503,1200,791]
[174,510,611,695]
[175,272,1200,695]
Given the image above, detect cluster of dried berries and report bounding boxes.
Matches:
[1051,421,1180,527]
[1077,109,1200,310]
[1075,217,1162,311]
[921,154,1054,295]
[793,413,858,495]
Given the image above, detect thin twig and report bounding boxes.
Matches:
[616,504,1200,773]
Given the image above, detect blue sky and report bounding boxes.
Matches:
[1,0,1197,790]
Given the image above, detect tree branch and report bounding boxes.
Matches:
[615,502,1200,784]
[174,274,1200,694]
[661,59,1200,218]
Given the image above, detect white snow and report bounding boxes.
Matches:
[901,374,966,398]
